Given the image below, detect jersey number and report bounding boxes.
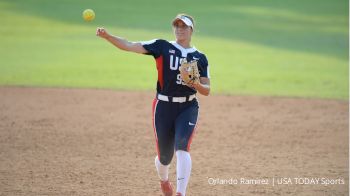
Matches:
[176,74,186,85]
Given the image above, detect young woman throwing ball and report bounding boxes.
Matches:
[96,13,210,196]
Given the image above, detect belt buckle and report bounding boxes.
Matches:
[173,97,186,103]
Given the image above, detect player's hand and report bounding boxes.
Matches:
[96,27,109,39]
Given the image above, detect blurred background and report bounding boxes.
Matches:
[0,0,348,99]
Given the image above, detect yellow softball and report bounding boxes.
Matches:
[82,9,95,22]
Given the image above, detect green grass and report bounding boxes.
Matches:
[0,0,348,99]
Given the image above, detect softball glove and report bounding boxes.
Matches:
[179,59,200,87]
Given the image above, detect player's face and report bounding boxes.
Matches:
[173,20,192,42]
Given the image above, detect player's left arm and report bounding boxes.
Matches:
[193,77,210,96]
[193,54,210,96]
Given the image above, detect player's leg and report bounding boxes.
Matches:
[175,150,191,196]
[154,128,175,182]
[174,101,199,196]
[152,99,176,195]
[153,99,176,165]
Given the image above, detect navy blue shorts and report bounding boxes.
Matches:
[152,96,199,165]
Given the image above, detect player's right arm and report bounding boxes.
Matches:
[96,27,147,54]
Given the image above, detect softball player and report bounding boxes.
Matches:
[96,13,210,196]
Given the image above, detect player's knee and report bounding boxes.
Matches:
[175,138,189,151]
[159,154,172,165]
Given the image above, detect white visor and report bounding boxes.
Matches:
[172,15,194,29]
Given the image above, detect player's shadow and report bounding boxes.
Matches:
[5,0,348,60]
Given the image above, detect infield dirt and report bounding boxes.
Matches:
[0,87,348,195]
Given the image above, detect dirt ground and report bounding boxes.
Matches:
[0,87,348,196]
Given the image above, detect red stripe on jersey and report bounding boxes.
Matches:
[155,56,164,90]
[152,98,160,159]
